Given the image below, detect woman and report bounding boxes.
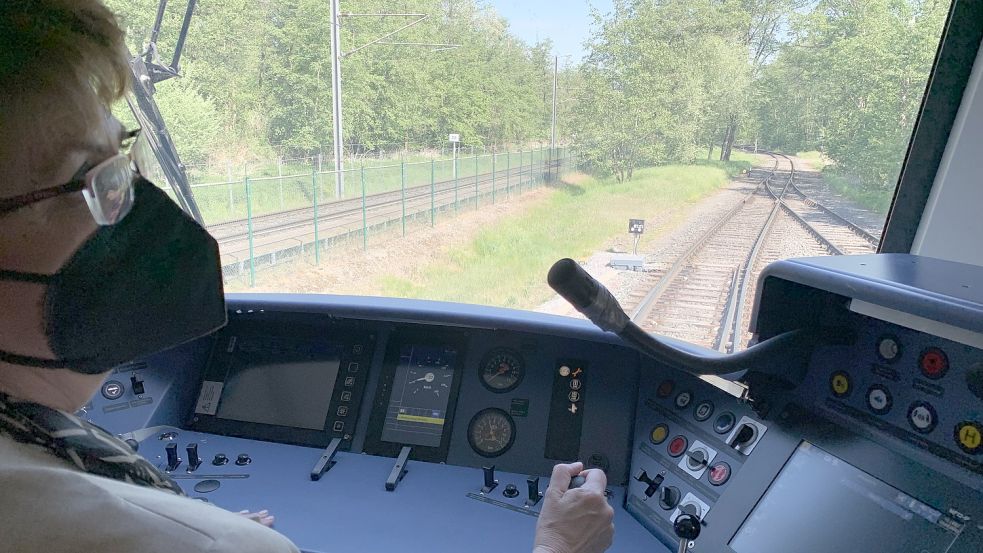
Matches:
[0,2,613,552]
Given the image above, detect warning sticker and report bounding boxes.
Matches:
[194,381,224,415]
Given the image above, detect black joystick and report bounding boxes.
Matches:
[673,513,701,553]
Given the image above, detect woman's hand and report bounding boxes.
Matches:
[238,509,275,527]
[533,462,615,553]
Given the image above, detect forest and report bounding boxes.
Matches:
[105,0,948,200]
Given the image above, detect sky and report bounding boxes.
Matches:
[487,0,614,61]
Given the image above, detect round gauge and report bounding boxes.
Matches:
[468,408,516,457]
[479,349,525,393]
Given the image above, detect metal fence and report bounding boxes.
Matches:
[157,147,577,286]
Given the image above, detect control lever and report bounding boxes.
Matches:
[569,475,586,489]
[385,446,411,491]
[165,443,181,472]
[673,513,701,553]
[525,476,542,507]
[186,443,202,472]
[481,465,498,493]
[547,258,816,384]
[633,468,664,498]
[310,437,342,481]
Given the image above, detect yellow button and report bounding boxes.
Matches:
[955,422,982,454]
[650,424,669,445]
[830,372,851,397]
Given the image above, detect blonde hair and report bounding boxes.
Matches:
[0,0,129,107]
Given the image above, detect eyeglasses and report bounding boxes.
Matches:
[0,128,144,226]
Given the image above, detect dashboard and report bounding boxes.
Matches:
[80,254,983,553]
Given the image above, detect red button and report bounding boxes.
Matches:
[667,435,688,457]
[657,380,674,398]
[708,462,731,486]
[919,348,948,379]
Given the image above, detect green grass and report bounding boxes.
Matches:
[793,151,891,214]
[158,147,560,225]
[824,172,892,214]
[795,150,827,170]
[380,161,744,310]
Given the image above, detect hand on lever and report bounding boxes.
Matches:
[238,509,275,527]
[533,462,615,553]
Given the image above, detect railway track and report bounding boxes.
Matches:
[216,159,561,274]
[624,152,879,354]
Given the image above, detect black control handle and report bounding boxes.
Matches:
[165,443,181,472]
[548,258,816,384]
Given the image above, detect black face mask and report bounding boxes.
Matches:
[0,179,227,374]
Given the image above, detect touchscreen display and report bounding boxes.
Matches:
[380,345,457,447]
[730,442,962,553]
[215,337,342,431]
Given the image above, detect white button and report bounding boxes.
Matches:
[867,386,890,413]
[675,392,692,409]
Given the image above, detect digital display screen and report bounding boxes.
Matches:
[215,337,342,431]
[731,442,962,553]
[380,345,457,447]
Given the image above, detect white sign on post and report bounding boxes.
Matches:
[449,133,460,143]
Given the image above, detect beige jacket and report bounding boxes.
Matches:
[0,434,299,553]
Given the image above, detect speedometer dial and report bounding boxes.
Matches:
[468,408,516,457]
[479,349,525,393]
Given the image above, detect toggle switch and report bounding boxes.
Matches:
[633,468,664,498]
[659,486,681,510]
[481,465,498,493]
[130,374,145,396]
[165,443,181,472]
[186,444,202,472]
[525,476,542,507]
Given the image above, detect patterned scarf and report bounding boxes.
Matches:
[0,392,184,495]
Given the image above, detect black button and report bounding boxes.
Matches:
[212,453,229,466]
[503,483,519,498]
[235,453,252,466]
[714,412,735,434]
[101,380,125,400]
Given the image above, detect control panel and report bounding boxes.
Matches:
[806,313,983,481]
[627,371,766,550]
[75,255,983,553]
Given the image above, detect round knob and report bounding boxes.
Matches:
[235,453,251,466]
[503,483,520,498]
[673,513,701,541]
[212,453,228,466]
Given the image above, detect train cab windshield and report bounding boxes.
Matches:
[3,2,982,553]
[108,0,946,352]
